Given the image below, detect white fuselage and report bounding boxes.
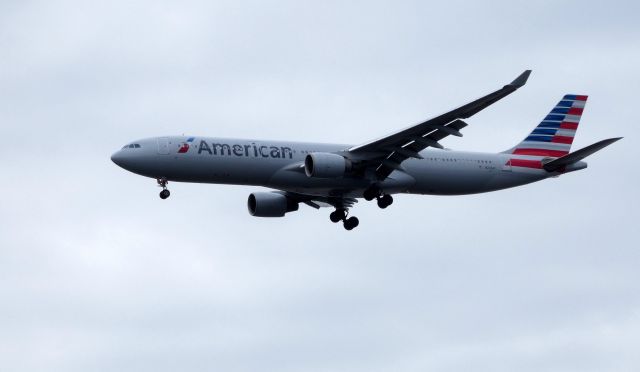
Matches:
[111,136,563,198]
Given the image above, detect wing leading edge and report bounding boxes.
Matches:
[349,70,532,179]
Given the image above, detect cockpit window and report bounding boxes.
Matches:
[122,143,142,149]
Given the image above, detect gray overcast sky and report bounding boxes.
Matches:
[1,1,639,371]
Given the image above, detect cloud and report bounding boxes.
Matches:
[1,1,639,371]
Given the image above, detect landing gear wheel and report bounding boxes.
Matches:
[377,194,393,209]
[330,209,346,223]
[343,216,359,230]
[157,178,170,200]
[363,185,380,201]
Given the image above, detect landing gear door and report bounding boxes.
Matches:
[157,137,170,155]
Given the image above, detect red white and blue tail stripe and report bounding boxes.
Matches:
[505,94,586,169]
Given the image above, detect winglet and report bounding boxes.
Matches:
[509,70,532,88]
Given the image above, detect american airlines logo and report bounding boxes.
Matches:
[177,137,195,153]
[197,140,293,159]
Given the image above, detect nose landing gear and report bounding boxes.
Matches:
[160,189,170,199]
[329,208,360,230]
[157,178,170,199]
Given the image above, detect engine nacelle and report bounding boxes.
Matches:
[304,152,351,178]
[247,192,299,217]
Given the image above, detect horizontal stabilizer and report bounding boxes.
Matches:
[543,137,622,172]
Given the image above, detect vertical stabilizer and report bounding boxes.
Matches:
[504,94,587,157]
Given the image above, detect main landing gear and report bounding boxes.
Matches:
[330,208,359,231]
[157,177,170,199]
[363,185,393,209]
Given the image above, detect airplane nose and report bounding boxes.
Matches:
[111,150,126,167]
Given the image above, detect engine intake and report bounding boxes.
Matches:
[247,192,299,217]
[304,152,351,178]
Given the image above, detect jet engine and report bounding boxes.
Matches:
[247,192,299,217]
[304,152,352,178]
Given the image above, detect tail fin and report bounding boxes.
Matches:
[504,94,588,157]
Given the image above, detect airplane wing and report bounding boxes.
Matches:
[349,70,531,179]
[283,191,358,210]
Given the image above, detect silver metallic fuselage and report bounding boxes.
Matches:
[111,136,574,198]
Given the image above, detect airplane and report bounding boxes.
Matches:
[111,70,621,230]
